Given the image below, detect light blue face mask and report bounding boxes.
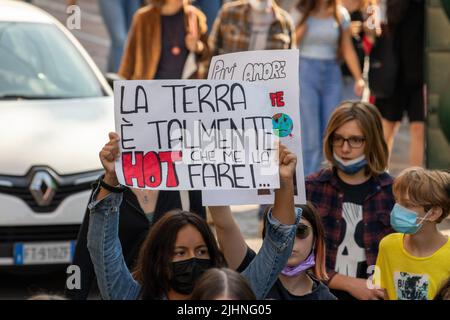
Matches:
[333,153,367,175]
[390,204,431,234]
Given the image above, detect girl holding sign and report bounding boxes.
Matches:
[66,183,205,299]
[306,101,394,300]
[118,0,209,80]
[210,202,337,300]
[86,134,300,299]
[67,0,209,300]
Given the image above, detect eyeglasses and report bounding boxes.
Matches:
[331,134,365,148]
[296,223,311,239]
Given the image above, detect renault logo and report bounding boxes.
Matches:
[29,171,57,206]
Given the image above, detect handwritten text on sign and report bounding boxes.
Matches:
[203,49,306,205]
[114,80,279,190]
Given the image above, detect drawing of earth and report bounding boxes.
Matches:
[272,113,293,137]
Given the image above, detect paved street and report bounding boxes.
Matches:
[1,0,447,300]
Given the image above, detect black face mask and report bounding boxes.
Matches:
[169,258,212,295]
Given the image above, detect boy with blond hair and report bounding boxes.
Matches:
[374,167,450,300]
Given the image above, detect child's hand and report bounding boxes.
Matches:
[273,144,296,225]
[279,143,297,182]
[348,278,387,300]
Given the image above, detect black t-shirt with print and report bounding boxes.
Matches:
[337,175,372,205]
[332,175,372,300]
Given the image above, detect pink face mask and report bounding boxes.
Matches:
[281,252,315,277]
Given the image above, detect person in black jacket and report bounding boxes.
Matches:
[374,0,425,167]
[65,183,205,300]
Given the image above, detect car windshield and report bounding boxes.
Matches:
[0,22,104,99]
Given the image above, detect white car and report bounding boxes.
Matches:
[0,1,114,268]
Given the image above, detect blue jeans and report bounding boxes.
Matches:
[98,0,141,72]
[299,57,343,176]
[193,0,221,32]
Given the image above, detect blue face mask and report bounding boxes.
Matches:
[333,153,367,175]
[390,204,431,234]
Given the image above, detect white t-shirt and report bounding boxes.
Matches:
[248,9,274,51]
[297,5,351,60]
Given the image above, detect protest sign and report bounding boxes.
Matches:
[202,50,306,204]
[114,80,279,190]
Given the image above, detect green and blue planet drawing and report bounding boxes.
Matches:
[272,113,293,137]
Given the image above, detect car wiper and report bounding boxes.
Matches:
[0,94,67,100]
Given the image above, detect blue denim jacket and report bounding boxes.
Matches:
[87,190,301,300]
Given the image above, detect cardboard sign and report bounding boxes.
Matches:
[202,50,306,204]
[114,80,279,190]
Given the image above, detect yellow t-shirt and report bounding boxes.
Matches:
[374,233,450,300]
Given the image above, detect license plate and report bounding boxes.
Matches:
[14,241,75,265]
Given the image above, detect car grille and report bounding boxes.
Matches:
[0,224,81,242]
[0,183,91,213]
[0,167,102,213]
